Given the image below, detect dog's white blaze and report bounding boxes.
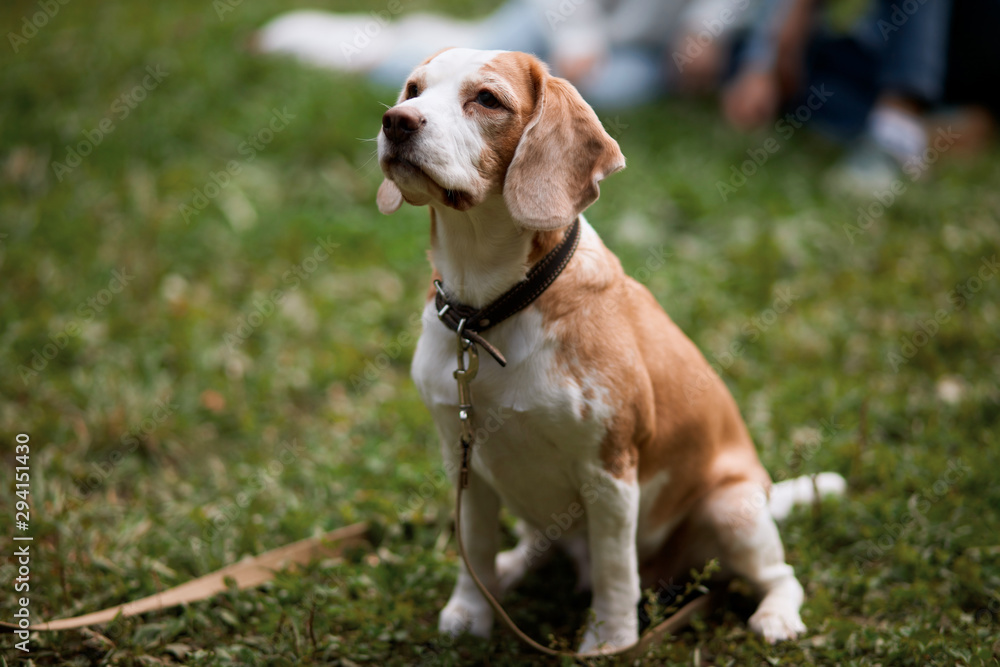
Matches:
[383,48,505,194]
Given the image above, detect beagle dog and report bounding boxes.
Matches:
[376,48,845,654]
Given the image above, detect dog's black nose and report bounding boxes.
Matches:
[382,106,425,144]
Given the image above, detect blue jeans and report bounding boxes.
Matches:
[784,0,953,140]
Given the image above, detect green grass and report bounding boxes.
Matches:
[2,0,999,664]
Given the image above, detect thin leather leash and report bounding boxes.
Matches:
[438,220,716,658]
[0,523,368,634]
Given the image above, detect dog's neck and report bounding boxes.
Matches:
[428,196,564,309]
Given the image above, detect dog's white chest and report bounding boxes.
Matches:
[411,301,612,530]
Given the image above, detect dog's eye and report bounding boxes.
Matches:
[476,90,501,109]
[406,82,420,99]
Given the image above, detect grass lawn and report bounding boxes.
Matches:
[2,0,999,664]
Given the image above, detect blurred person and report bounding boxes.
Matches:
[722,0,999,191]
[256,0,761,109]
[670,0,763,95]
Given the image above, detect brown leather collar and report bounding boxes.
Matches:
[433,218,581,366]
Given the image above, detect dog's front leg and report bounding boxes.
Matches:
[439,465,500,639]
[578,472,641,654]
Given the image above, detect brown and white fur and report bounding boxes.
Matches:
[376,48,845,654]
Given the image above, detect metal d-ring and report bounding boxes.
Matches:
[434,280,451,320]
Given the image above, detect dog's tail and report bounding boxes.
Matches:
[768,472,846,521]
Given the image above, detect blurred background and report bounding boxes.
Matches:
[1,0,999,664]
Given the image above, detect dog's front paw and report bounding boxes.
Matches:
[439,596,494,639]
[748,607,806,643]
[577,615,638,655]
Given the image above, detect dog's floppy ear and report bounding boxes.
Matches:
[377,178,403,214]
[503,63,625,230]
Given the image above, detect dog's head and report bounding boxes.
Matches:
[376,48,624,230]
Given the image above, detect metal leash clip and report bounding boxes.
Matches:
[453,331,478,488]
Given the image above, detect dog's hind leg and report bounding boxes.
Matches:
[495,519,553,595]
[693,481,807,643]
[560,531,592,592]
